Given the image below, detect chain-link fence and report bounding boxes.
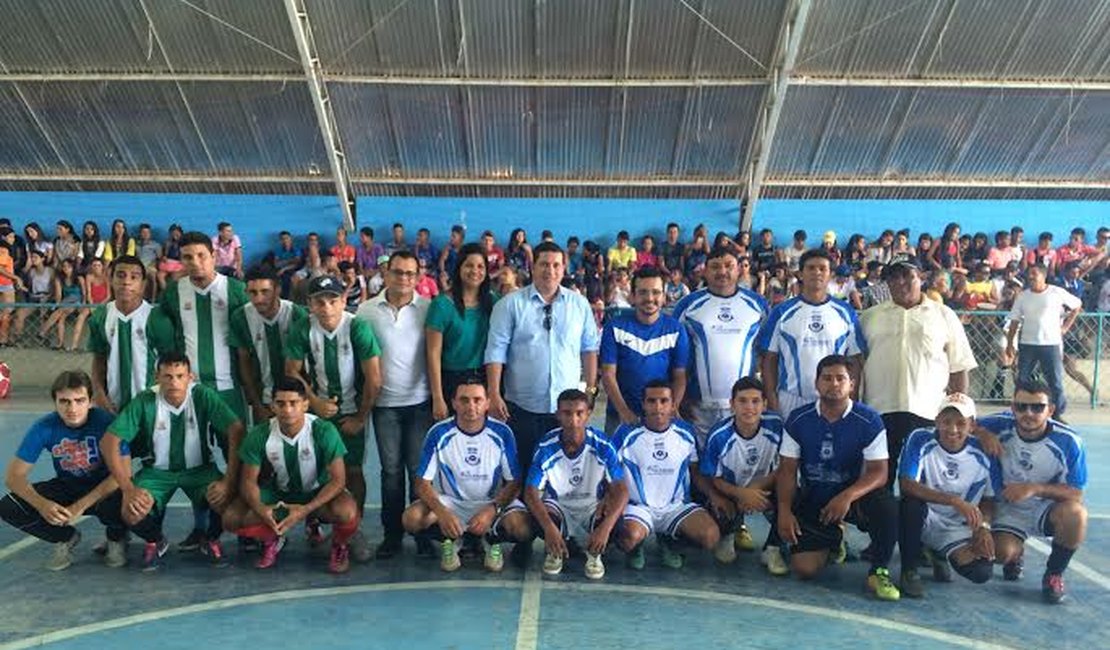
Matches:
[0,303,95,398]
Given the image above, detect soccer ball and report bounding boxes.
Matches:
[0,362,11,399]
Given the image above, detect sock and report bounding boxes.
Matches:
[236,525,277,543]
[192,506,208,533]
[205,509,223,541]
[1046,543,1076,575]
[332,519,360,546]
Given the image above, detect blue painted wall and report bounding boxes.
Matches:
[0,192,1104,262]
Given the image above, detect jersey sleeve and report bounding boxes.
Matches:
[484,298,514,365]
[228,279,250,312]
[779,419,802,459]
[598,437,625,481]
[417,426,443,480]
[671,323,690,371]
[578,296,600,353]
[1064,437,1088,490]
[349,318,382,361]
[845,306,867,356]
[87,306,109,355]
[699,431,723,478]
[599,322,618,365]
[986,454,1003,498]
[898,429,931,479]
[227,307,250,350]
[147,306,178,357]
[109,393,150,444]
[237,422,268,466]
[757,304,784,354]
[1060,287,1083,311]
[195,384,241,435]
[315,419,348,465]
[14,419,49,464]
[525,453,548,490]
[499,427,520,481]
[861,414,889,461]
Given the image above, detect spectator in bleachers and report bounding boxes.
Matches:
[212,222,243,279]
[607,230,636,271]
[736,256,763,295]
[385,223,408,256]
[782,229,807,273]
[437,224,464,277]
[498,266,521,296]
[481,230,505,278]
[891,229,913,258]
[70,257,110,352]
[266,230,301,298]
[987,230,1020,272]
[135,224,161,300]
[356,226,385,277]
[1010,225,1026,260]
[156,224,184,294]
[103,219,135,263]
[1099,273,1110,312]
[368,255,389,296]
[635,235,660,271]
[414,258,438,299]
[965,262,999,309]
[735,230,753,252]
[341,261,367,313]
[1059,262,1086,302]
[660,223,685,275]
[752,229,778,273]
[22,223,53,268]
[0,228,25,345]
[820,231,842,267]
[684,232,709,286]
[565,236,583,279]
[580,241,605,303]
[13,249,54,340]
[914,233,933,270]
[992,261,1021,298]
[665,265,690,306]
[605,268,632,309]
[966,232,990,268]
[856,261,891,310]
[929,222,964,273]
[413,227,437,271]
[292,241,324,296]
[827,264,855,303]
[540,229,555,243]
[52,220,80,271]
[506,228,533,281]
[844,234,868,272]
[947,270,970,310]
[40,258,81,349]
[1057,227,1103,275]
[330,227,356,265]
[765,262,794,306]
[866,230,894,265]
[1025,232,1058,276]
[0,220,26,276]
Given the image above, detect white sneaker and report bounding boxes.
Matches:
[542,552,564,576]
[584,552,605,580]
[441,539,461,572]
[104,539,127,568]
[761,546,789,576]
[483,540,504,573]
[47,530,81,571]
[349,530,372,563]
[714,533,738,564]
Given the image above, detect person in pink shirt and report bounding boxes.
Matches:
[634,235,660,271]
[1024,232,1059,277]
[415,258,439,299]
[986,230,1021,272]
[212,222,243,278]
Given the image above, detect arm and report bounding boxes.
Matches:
[4,459,70,524]
[214,421,246,505]
[712,473,773,513]
[485,362,508,421]
[426,327,448,420]
[285,358,337,418]
[847,353,864,400]
[414,476,463,539]
[339,356,381,436]
[669,368,687,415]
[946,370,969,395]
[820,459,887,524]
[761,352,780,411]
[1061,306,1081,335]
[1002,482,1083,504]
[581,350,598,397]
[1005,319,1020,355]
[899,475,982,529]
[236,348,266,421]
[600,364,635,424]
[90,353,117,413]
[278,456,349,535]
[775,456,801,544]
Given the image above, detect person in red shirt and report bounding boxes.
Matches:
[1025,232,1059,277]
[329,227,357,265]
[1056,227,1100,271]
[481,230,505,279]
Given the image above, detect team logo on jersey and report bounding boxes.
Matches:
[183,301,193,311]
[135,328,144,341]
[1018,448,1034,472]
[255,332,264,343]
[215,298,225,309]
[267,451,281,462]
[569,468,583,486]
[652,447,669,460]
[341,344,350,355]
[807,314,825,333]
[745,446,760,466]
[820,439,834,460]
[299,446,312,460]
[108,325,116,339]
[464,446,481,466]
[944,460,960,480]
[717,306,734,323]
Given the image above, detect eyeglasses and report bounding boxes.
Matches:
[390,269,419,279]
[542,303,552,331]
[1013,402,1048,414]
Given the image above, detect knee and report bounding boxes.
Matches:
[401,504,424,534]
[1052,500,1087,528]
[791,558,824,581]
[331,496,358,525]
[499,513,532,542]
[221,510,243,531]
[694,524,720,550]
[619,522,646,551]
[955,558,994,584]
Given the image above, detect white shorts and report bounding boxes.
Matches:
[993,500,1055,541]
[691,402,731,448]
[441,495,524,530]
[921,511,974,559]
[623,502,705,539]
[776,392,814,420]
[542,499,600,541]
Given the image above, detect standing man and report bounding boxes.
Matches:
[760,248,866,419]
[659,223,685,276]
[859,255,978,489]
[357,251,433,559]
[485,241,600,467]
[776,355,900,601]
[1005,264,1082,417]
[673,248,768,442]
[88,255,176,415]
[229,267,308,424]
[600,267,689,434]
[979,381,1088,604]
[1,371,129,570]
[285,275,382,561]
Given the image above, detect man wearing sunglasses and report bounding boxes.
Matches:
[977,381,1088,604]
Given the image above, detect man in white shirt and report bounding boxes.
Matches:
[1005,265,1082,416]
[357,250,432,559]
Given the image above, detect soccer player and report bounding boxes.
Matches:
[614,381,720,570]
[672,247,767,440]
[523,389,628,579]
[402,378,532,573]
[285,274,382,562]
[898,393,1001,598]
[88,255,176,414]
[979,381,1088,604]
[776,355,900,601]
[700,377,787,575]
[0,371,129,570]
[229,266,308,424]
[100,352,246,571]
[760,248,866,417]
[159,231,249,550]
[221,377,359,573]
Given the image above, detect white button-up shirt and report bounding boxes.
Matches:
[357,292,430,408]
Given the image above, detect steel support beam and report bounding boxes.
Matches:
[283,0,356,230]
[738,0,813,233]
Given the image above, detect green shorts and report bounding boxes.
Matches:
[333,414,366,467]
[135,464,224,512]
[259,486,320,506]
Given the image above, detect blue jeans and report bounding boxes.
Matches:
[1017,344,1067,415]
[373,401,432,539]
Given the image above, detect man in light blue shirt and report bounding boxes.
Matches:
[485,241,600,469]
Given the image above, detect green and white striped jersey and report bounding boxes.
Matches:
[87,301,176,408]
[229,300,308,405]
[285,312,381,415]
[160,274,249,392]
[238,414,346,494]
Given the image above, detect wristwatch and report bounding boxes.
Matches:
[584,386,599,399]
[979,522,991,531]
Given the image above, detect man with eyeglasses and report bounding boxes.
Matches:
[357,251,433,560]
[977,381,1088,604]
[485,241,600,487]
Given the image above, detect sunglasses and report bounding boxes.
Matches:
[1013,402,1048,414]
[542,303,552,331]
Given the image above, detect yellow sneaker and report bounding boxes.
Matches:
[734,526,756,552]
[866,568,901,601]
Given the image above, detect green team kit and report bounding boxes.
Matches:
[238,414,347,505]
[87,301,176,407]
[228,300,308,406]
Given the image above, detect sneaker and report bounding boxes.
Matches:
[627,544,646,571]
[927,549,952,583]
[374,535,403,560]
[329,544,351,574]
[92,539,108,556]
[104,539,127,568]
[306,518,326,548]
[660,538,684,570]
[866,568,901,601]
[830,538,848,565]
[350,531,372,563]
[142,537,170,573]
[238,536,260,554]
[255,536,286,570]
[900,569,925,599]
[441,539,462,572]
[584,552,605,580]
[761,546,789,576]
[202,540,228,567]
[177,528,205,553]
[483,540,504,573]
[542,552,564,576]
[713,533,738,564]
[1003,560,1024,581]
[734,526,755,552]
[47,531,81,571]
[1042,571,1066,604]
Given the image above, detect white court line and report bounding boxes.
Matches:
[1026,538,1110,591]
[513,568,542,650]
[1088,513,1110,520]
[545,583,1015,650]
[0,537,39,562]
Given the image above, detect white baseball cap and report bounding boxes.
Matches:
[937,392,976,419]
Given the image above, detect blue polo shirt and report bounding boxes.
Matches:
[15,408,125,483]
[780,401,887,508]
[599,313,689,417]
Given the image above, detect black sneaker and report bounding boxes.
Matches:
[374,535,403,560]
[900,569,925,599]
[1003,560,1024,581]
[1042,571,1066,604]
[177,529,206,553]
